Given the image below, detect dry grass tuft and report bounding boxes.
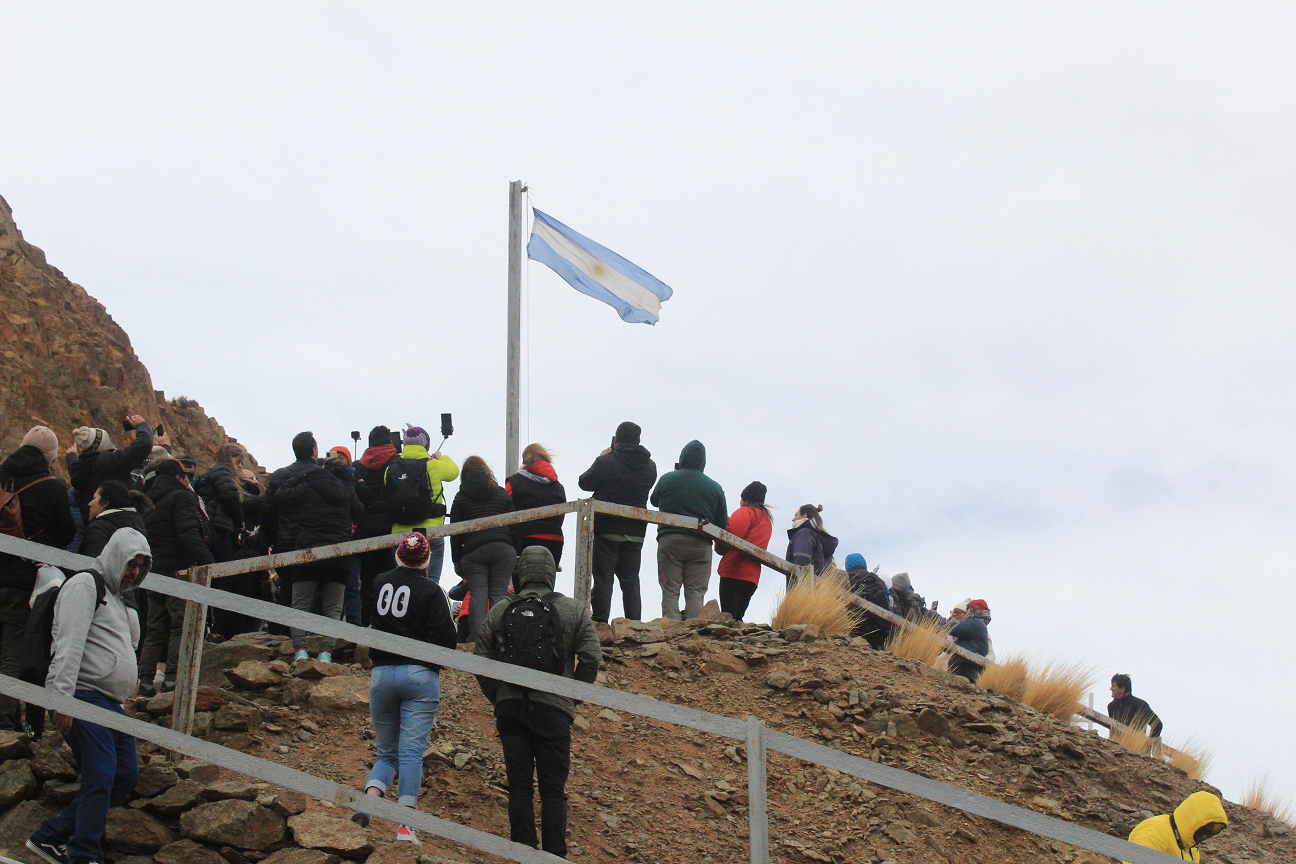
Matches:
[1111,721,1152,754]
[1166,736,1214,782]
[1021,657,1098,722]
[771,569,860,634]
[884,615,950,667]
[1241,775,1296,828]
[978,654,1031,701]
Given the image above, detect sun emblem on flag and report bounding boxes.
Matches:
[590,262,608,277]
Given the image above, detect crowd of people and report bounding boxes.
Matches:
[0,414,1177,861]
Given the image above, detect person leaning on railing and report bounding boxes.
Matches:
[715,482,773,622]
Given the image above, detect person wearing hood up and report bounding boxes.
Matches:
[0,427,76,731]
[27,528,150,864]
[649,440,728,621]
[449,456,516,641]
[946,599,991,683]
[353,426,401,625]
[577,421,656,623]
[474,546,602,860]
[505,444,568,568]
[66,416,153,520]
[715,482,773,621]
[387,426,459,583]
[888,573,929,622]
[785,504,838,580]
[1124,790,1228,863]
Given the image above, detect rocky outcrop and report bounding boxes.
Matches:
[0,194,257,469]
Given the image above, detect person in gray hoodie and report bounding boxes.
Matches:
[28,528,150,864]
[474,546,602,859]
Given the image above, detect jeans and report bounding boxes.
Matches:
[32,691,138,864]
[495,699,572,858]
[408,531,445,585]
[591,536,642,623]
[656,533,713,621]
[290,580,346,653]
[137,589,185,684]
[459,541,517,642]
[718,577,758,621]
[344,557,363,626]
[367,664,442,806]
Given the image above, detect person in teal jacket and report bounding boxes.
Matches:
[386,426,459,583]
[650,440,727,620]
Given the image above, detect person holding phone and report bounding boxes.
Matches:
[67,415,154,520]
[385,426,459,583]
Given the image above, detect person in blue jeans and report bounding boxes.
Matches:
[29,529,150,864]
[354,532,457,843]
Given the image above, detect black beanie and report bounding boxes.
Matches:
[292,431,317,460]
[741,481,767,504]
[369,425,391,447]
[615,421,641,445]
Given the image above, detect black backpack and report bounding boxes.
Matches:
[384,458,444,524]
[848,567,891,611]
[19,570,108,687]
[494,592,564,677]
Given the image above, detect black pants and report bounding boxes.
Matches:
[718,577,758,621]
[591,536,642,623]
[358,547,392,626]
[495,699,572,858]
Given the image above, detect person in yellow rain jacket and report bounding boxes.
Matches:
[385,426,459,583]
[1125,790,1227,862]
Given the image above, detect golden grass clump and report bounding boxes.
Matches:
[1111,720,1152,754]
[977,654,1031,702]
[1021,657,1098,722]
[884,615,950,667]
[1241,775,1296,828]
[1166,736,1213,782]
[771,569,860,634]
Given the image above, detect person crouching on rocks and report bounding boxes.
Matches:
[353,532,458,843]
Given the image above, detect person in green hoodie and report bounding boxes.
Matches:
[649,440,728,620]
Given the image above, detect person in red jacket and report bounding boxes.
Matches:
[715,482,773,621]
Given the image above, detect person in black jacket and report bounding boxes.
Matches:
[352,532,457,843]
[263,432,363,663]
[138,459,214,696]
[1108,673,1164,739]
[504,443,567,569]
[67,415,153,519]
[449,456,516,641]
[0,427,76,729]
[195,444,246,561]
[80,480,150,558]
[577,421,656,623]
[353,426,401,625]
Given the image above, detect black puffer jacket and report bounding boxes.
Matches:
[449,471,515,565]
[505,462,567,541]
[144,475,215,574]
[194,463,245,535]
[67,422,153,515]
[0,445,76,591]
[353,444,399,538]
[267,463,362,552]
[80,508,147,558]
[577,444,656,538]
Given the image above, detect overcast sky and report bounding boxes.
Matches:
[3,3,1294,806]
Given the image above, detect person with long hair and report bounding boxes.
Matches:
[80,481,151,558]
[504,444,567,567]
[715,482,773,621]
[449,456,516,640]
[784,504,838,580]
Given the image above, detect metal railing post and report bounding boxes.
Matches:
[747,716,769,864]
[573,498,595,609]
[170,565,210,757]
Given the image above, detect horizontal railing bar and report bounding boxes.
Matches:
[0,675,565,864]
[588,501,797,575]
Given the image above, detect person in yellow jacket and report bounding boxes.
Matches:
[386,426,459,583]
[1124,790,1227,862]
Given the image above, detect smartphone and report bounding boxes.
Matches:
[441,413,453,439]
[156,424,164,437]
[121,419,134,432]
[390,431,403,449]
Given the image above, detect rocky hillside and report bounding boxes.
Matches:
[0,616,1280,864]
[0,194,255,469]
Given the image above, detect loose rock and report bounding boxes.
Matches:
[180,800,286,850]
[288,813,374,858]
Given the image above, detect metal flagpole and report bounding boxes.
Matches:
[506,180,526,477]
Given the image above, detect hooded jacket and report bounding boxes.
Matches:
[649,441,728,539]
[354,444,399,538]
[194,462,245,535]
[47,527,150,704]
[80,507,147,559]
[262,459,362,551]
[449,471,515,565]
[577,443,657,538]
[473,546,602,718]
[67,422,153,516]
[717,504,773,584]
[1125,791,1228,863]
[144,475,215,574]
[387,445,459,532]
[947,612,990,680]
[504,461,567,542]
[785,523,838,576]
[0,445,76,591]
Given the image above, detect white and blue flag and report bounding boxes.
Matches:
[527,209,673,324]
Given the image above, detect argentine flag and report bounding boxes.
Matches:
[527,209,673,324]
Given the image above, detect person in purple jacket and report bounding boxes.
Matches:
[784,504,838,581]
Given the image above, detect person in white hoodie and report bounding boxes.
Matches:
[27,528,150,864]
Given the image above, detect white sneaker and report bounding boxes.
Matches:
[395,826,419,844]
